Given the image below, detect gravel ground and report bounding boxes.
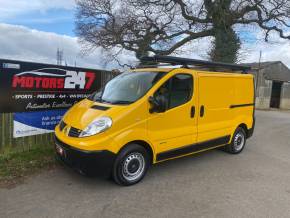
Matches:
[1,110,290,218]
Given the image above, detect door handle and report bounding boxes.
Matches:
[200,105,205,117]
[190,106,195,118]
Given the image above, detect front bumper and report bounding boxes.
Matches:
[54,136,116,177]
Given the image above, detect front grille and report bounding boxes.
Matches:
[59,120,81,138]
[68,126,82,137]
[59,120,66,131]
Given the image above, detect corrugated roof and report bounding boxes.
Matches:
[243,61,282,70]
[243,61,290,82]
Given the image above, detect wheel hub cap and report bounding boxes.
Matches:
[122,152,145,181]
[128,159,140,174]
[234,132,245,151]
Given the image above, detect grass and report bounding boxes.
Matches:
[0,145,56,188]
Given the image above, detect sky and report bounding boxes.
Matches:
[0,0,290,69]
[0,0,123,69]
[0,0,75,35]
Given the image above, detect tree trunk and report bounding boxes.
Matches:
[210,26,240,63]
[205,0,240,63]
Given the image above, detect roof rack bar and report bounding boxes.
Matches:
[135,63,174,69]
[140,55,251,73]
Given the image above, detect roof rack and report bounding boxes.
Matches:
[140,55,251,73]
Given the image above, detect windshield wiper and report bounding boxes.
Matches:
[89,96,103,103]
[89,89,105,102]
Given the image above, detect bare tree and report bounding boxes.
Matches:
[76,0,290,64]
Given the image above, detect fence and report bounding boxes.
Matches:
[0,70,119,153]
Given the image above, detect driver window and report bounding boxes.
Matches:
[154,74,193,110]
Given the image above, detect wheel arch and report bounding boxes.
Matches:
[120,140,154,165]
[237,123,248,137]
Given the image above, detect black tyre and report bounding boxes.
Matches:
[112,144,150,186]
[225,127,247,154]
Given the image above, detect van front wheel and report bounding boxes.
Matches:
[112,144,149,186]
[226,127,247,154]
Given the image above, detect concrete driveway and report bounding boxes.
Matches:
[1,110,290,218]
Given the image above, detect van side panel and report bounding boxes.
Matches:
[197,73,236,143]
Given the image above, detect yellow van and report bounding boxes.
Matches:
[54,56,255,186]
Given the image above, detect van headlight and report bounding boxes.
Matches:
[79,116,112,137]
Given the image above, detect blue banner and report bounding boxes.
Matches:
[13,109,67,138]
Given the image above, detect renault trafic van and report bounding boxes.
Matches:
[54,56,255,186]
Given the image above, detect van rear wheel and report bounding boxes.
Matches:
[225,127,247,154]
[112,144,149,186]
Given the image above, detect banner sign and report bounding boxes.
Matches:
[13,109,67,138]
[0,59,107,113]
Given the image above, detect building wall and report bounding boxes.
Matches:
[280,82,290,109]
[250,68,271,109]
[250,63,290,110]
[255,78,272,109]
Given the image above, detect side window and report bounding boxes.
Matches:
[169,74,193,109]
[154,74,193,110]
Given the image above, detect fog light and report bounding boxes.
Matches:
[56,145,64,156]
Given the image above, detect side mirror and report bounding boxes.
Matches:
[148,95,167,113]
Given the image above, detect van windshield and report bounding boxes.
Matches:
[88,71,165,104]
